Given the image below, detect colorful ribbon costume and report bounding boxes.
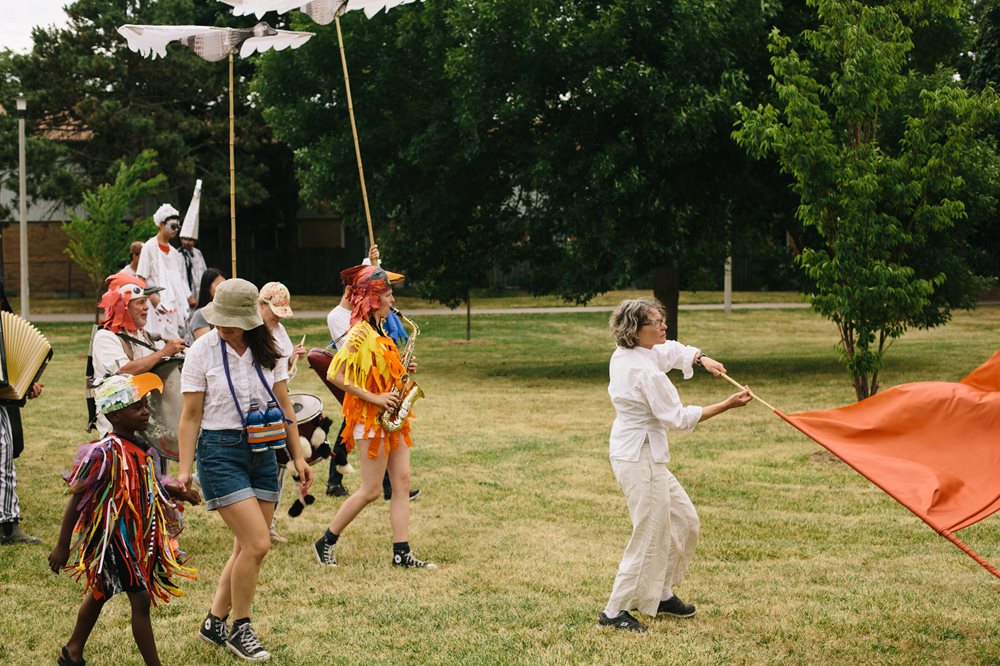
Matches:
[62,435,196,604]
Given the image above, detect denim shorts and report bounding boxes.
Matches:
[196,429,280,511]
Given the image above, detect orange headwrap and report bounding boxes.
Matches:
[99,272,147,333]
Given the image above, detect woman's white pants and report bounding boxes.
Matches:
[606,444,700,616]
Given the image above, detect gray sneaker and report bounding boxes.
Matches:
[313,538,337,567]
[198,612,228,647]
[0,523,41,545]
[226,622,270,661]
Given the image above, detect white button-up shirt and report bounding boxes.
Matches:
[181,329,290,431]
[608,341,703,462]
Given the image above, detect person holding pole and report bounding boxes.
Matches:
[598,298,751,633]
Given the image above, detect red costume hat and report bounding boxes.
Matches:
[340,264,404,326]
[99,272,148,333]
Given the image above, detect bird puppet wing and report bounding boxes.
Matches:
[240,28,315,57]
[219,0,421,24]
[117,24,231,60]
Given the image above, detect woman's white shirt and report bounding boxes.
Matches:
[181,329,290,430]
[270,321,297,380]
[608,341,703,463]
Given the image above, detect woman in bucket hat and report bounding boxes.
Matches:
[176,278,314,661]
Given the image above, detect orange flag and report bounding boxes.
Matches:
[777,351,1000,579]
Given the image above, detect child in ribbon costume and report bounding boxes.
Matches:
[49,373,200,666]
[314,263,435,569]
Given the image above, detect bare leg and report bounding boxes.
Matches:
[64,592,107,662]
[328,439,387,534]
[212,498,275,620]
[385,444,411,543]
[126,590,161,666]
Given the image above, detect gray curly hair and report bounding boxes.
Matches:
[610,298,665,349]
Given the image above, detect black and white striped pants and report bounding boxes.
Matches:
[0,406,21,524]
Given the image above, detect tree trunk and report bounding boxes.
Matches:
[653,263,680,341]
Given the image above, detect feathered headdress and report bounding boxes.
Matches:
[100,272,147,333]
[340,264,404,326]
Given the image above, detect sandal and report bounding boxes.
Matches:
[58,645,86,666]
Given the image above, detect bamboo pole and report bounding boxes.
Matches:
[229,51,238,279]
[719,372,776,412]
[335,14,375,247]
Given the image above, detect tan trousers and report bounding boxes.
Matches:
[606,444,700,617]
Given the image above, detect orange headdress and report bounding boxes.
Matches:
[340,264,391,326]
[99,272,147,333]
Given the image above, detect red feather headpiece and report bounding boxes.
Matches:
[99,272,147,333]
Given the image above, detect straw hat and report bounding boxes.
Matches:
[201,278,264,330]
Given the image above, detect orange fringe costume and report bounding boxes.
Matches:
[328,320,412,458]
[62,435,196,605]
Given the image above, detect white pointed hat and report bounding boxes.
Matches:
[180,179,202,239]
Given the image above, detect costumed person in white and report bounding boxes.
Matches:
[598,298,751,633]
[179,180,207,311]
[137,204,190,340]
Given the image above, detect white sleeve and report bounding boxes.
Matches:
[135,241,156,281]
[92,331,129,378]
[653,341,700,379]
[639,372,702,432]
[180,338,209,393]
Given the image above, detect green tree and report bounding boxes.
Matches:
[256,2,522,336]
[0,0,300,258]
[735,0,998,399]
[446,0,787,339]
[63,149,163,295]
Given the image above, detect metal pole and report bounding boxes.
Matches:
[724,255,732,314]
[229,52,238,279]
[335,15,375,247]
[16,95,29,318]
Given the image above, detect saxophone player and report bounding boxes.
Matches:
[313,261,436,570]
[325,246,421,503]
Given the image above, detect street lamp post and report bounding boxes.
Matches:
[15,93,29,319]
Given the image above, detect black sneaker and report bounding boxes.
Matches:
[392,550,437,569]
[313,537,337,567]
[657,596,697,618]
[384,488,421,502]
[198,612,228,647]
[326,483,348,497]
[226,622,271,661]
[597,610,648,632]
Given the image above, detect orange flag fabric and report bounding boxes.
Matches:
[777,351,1000,579]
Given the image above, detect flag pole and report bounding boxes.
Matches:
[335,14,375,248]
[229,51,238,279]
[719,372,776,412]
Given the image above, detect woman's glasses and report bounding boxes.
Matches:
[643,317,666,328]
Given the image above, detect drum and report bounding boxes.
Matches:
[307,348,345,404]
[146,357,184,461]
[276,392,330,466]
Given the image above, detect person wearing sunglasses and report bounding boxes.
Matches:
[136,204,192,341]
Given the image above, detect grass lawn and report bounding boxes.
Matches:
[1,306,997,665]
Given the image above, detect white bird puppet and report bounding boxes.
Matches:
[117,21,314,62]
[219,0,421,24]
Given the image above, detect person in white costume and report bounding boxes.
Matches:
[179,180,207,309]
[137,204,191,340]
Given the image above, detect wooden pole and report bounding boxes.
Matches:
[719,372,776,412]
[229,51,238,279]
[335,15,375,248]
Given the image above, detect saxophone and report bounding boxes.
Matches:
[380,308,425,432]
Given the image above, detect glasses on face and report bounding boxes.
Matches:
[167,223,180,232]
[643,317,666,328]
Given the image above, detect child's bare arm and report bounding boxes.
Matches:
[48,496,81,573]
